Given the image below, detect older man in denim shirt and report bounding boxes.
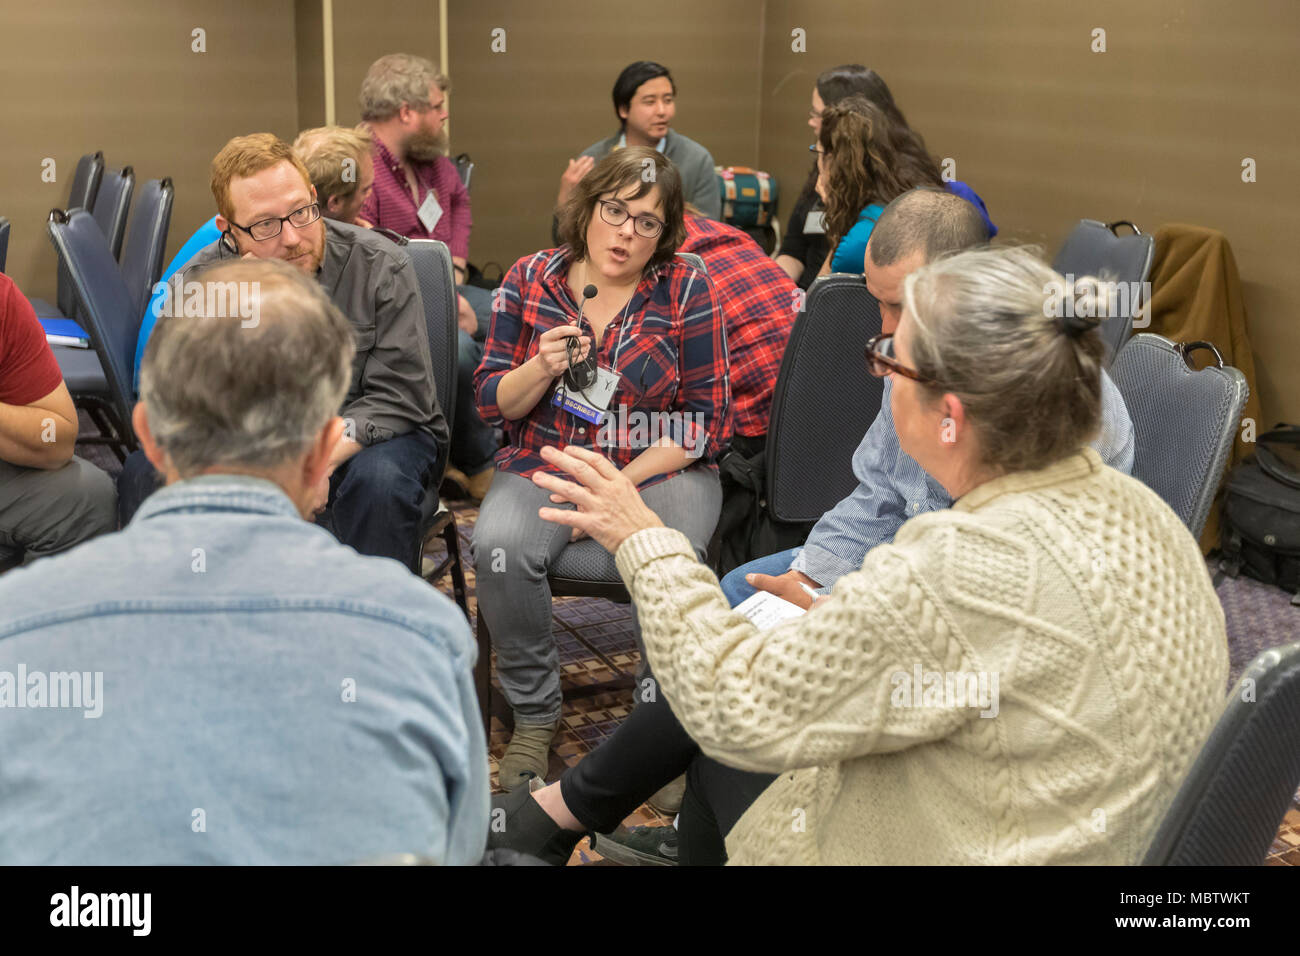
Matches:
[0,260,487,865]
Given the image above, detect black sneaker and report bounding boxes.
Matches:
[486,777,584,866]
[589,825,679,866]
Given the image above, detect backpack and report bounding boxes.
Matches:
[1219,424,1300,605]
[707,440,815,578]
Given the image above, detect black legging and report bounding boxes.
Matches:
[558,670,776,864]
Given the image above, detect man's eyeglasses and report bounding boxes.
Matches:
[865,333,945,388]
[228,202,321,241]
[597,200,665,239]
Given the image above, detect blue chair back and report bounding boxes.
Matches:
[92,166,135,261]
[118,178,174,320]
[46,209,139,433]
[0,217,9,273]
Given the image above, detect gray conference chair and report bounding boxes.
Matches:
[1143,641,1300,865]
[1109,334,1249,539]
[765,273,883,525]
[48,179,175,459]
[32,164,133,323]
[0,216,9,273]
[30,151,105,318]
[454,153,474,192]
[403,238,471,623]
[45,209,140,461]
[91,166,135,261]
[676,251,706,274]
[1052,219,1155,366]
[117,177,174,320]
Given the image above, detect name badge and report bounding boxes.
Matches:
[417,190,443,232]
[552,366,621,425]
[804,210,825,235]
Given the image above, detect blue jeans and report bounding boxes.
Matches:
[718,546,802,607]
[453,329,499,473]
[321,428,444,568]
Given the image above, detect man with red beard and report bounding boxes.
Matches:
[115,133,447,568]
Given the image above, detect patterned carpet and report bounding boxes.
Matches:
[76,426,1300,864]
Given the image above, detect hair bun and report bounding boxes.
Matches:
[1058,278,1106,337]
[1058,312,1102,337]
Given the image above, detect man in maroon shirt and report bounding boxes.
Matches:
[358,53,498,503]
[0,273,116,563]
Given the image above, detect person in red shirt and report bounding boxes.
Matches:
[680,209,796,451]
[0,273,116,563]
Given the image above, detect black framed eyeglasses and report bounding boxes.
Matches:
[808,143,826,155]
[597,200,665,239]
[229,202,321,241]
[865,333,944,388]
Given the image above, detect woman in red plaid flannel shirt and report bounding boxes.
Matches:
[473,148,732,788]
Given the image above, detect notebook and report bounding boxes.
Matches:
[39,317,90,349]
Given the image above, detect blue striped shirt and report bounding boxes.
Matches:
[790,371,1135,586]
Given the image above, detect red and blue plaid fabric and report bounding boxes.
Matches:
[680,215,797,438]
[475,247,731,488]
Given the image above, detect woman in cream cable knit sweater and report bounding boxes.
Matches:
[530,245,1229,865]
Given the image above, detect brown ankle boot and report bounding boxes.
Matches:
[498,720,559,791]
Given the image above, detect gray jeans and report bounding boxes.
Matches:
[0,456,117,563]
[472,466,722,725]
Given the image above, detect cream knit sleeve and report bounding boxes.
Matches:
[615,526,980,774]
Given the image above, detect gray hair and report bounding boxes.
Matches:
[359,53,447,122]
[869,187,989,267]
[901,245,1106,474]
[140,259,354,477]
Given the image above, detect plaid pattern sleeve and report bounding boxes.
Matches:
[681,217,797,439]
[474,248,731,489]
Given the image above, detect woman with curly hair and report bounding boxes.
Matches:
[814,94,945,275]
[777,66,997,287]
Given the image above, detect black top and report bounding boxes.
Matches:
[777,181,830,290]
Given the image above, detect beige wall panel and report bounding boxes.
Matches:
[758,0,1300,422]
[330,0,443,128]
[0,0,300,301]
[446,0,765,271]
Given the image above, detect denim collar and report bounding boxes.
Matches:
[134,474,302,523]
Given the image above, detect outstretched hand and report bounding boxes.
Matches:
[533,445,663,554]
